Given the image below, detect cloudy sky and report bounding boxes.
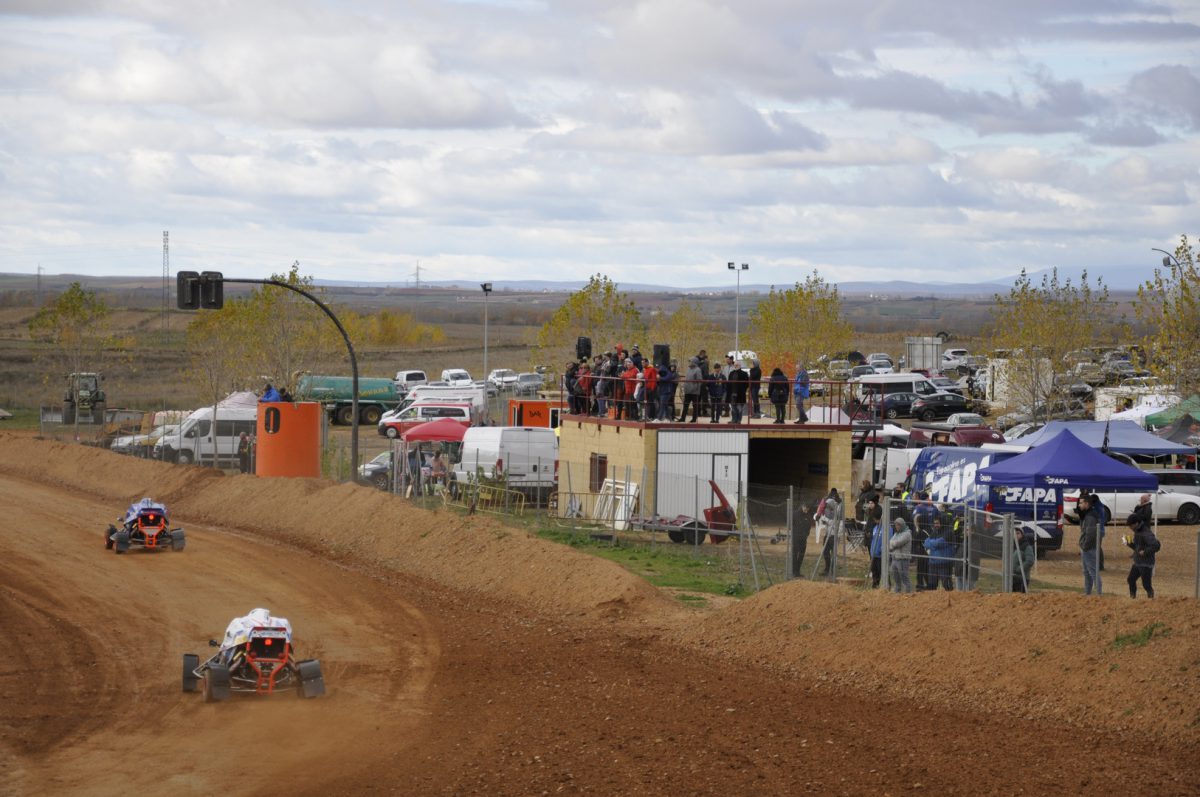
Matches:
[1,0,1198,289]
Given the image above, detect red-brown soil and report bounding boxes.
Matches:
[1,432,1198,796]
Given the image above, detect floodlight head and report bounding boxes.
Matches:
[481,282,493,293]
[740,263,749,270]
[727,262,735,270]
[1163,256,1172,268]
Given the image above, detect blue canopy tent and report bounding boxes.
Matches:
[977,430,1156,594]
[977,429,1157,491]
[1012,420,1194,458]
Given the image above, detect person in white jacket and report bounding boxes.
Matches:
[888,518,914,593]
[221,607,293,653]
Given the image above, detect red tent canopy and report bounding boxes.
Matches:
[401,417,469,442]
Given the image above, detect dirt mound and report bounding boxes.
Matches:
[678,580,1200,742]
[0,433,672,621]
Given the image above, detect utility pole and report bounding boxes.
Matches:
[36,264,43,305]
[162,231,170,342]
[411,260,421,323]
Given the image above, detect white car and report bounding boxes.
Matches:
[440,369,473,387]
[111,424,180,456]
[487,369,519,390]
[1064,487,1200,525]
[941,348,970,371]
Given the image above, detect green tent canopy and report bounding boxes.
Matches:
[1146,394,1200,427]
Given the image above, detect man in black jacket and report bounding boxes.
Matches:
[1078,496,1102,595]
[748,360,762,418]
[727,361,749,424]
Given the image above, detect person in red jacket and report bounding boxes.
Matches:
[642,361,658,421]
[621,359,640,420]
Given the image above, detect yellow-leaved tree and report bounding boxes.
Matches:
[533,275,645,369]
[986,268,1112,415]
[1137,234,1200,394]
[746,271,852,376]
[646,300,724,367]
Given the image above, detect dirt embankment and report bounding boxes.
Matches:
[4,432,1198,745]
[677,582,1200,743]
[0,433,672,622]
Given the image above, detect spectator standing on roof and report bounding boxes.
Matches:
[630,344,644,369]
[656,361,676,421]
[564,361,580,414]
[576,362,593,416]
[1125,514,1159,598]
[1078,495,1102,595]
[792,364,810,424]
[888,517,914,593]
[643,359,658,421]
[767,368,790,423]
[620,359,639,420]
[748,359,763,418]
[260,383,281,402]
[696,350,711,417]
[679,358,702,422]
[727,360,749,424]
[706,368,725,423]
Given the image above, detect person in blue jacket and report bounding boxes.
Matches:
[792,363,810,424]
[923,516,957,591]
[260,383,281,402]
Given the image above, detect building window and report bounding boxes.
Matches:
[589,453,608,492]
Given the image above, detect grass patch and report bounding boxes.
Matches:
[1,408,44,430]
[534,525,745,597]
[1112,622,1169,650]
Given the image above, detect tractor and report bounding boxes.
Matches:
[63,372,106,424]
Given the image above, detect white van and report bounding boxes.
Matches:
[850,373,939,401]
[154,406,257,466]
[452,426,558,498]
[385,384,487,422]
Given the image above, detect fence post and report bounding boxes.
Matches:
[786,486,795,579]
[1001,513,1014,594]
[880,496,892,591]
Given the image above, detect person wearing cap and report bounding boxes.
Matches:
[630,345,644,369]
[888,517,914,593]
[656,359,677,421]
[679,357,702,422]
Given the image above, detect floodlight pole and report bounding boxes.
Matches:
[481,282,493,388]
[728,262,749,356]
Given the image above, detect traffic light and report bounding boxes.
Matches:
[176,271,201,310]
[200,271,224,309]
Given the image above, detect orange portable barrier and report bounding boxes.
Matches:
[256,401,322,478]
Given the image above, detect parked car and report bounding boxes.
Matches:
[1072,362,1106,386]
[358,451,394,489]
[377,402,472,438]
[393,369,428,394]
[1053,374,1094,400]
[1147,468,1200,498]
[996,398,1089,430]
[929,376,963,396]
[487,369,519,391]
[866,352,893,367]
[1119,376,1161,389]
[1063,487,1200,525]
[945,412,987,427]
[871,363,895,374]
[910,392,969,421]
[940,348,970,371]
[826,359,853,380]
[850,364,877,379]
[1104,360,1147,383]
[877,391,918,419]
[514,372,544,396]
[1002,421,1045,441]
[441,368,474,387]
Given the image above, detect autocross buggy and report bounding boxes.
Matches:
[182,628,326,702]
[105,498,185,554]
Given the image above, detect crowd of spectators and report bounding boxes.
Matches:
[562,344,811,424]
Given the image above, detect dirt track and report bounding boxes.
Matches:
[2,436,1199,795]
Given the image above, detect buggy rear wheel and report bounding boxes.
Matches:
[170,529,186,552]
[182,654,200,692]
[104,524,116,550]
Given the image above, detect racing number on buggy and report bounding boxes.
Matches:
[263,407,282,434]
